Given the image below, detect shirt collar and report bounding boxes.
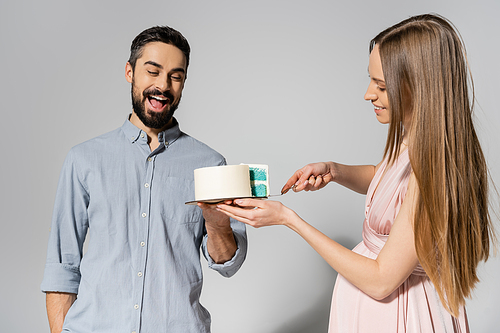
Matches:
[121,115,182,148]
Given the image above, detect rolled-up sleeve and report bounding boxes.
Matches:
[202,217,247,278]
[41,149,89,294]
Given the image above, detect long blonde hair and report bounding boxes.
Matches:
[371,14,495,316]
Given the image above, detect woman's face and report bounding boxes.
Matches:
[364,44,390,124]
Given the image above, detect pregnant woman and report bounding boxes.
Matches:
[214,14,495,332]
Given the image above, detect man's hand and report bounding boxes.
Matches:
[198,202,237,264]
[199,201,232,230]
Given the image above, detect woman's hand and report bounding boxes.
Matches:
[281,162,335,194]
[216,198,296,229]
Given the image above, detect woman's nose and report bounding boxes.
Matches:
[364,84,377,102]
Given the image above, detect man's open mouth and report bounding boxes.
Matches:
[147,95,170,111]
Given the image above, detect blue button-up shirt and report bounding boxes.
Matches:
[41,118,247,333]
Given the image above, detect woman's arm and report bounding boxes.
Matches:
[217,174,419,299]
[282,162,381,195]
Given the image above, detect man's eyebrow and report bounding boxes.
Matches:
[144,61,186,73]
[170,67,186,74]
[144,61,163,69]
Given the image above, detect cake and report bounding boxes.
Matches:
[193,165,252,202]
[188,164,270,204]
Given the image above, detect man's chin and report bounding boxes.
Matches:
[141,109,175,129]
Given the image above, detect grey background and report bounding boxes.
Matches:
[1,0,499,332]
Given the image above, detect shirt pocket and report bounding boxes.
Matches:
[159,177,203,224]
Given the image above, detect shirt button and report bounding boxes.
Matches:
[144,183,150,188]
[140,133,145,138]
[140,242,145,247]
[134,304,139,310]
[165,141,169,146]
[138,272,143,277]
[142,213,147,218]
[148,157,152,162]
[132,331,137,333]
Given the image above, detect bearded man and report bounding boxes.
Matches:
[41,26,247,333]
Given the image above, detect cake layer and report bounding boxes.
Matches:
[251,184,268,197]
[246,164,269,197]
[194,165,252,201]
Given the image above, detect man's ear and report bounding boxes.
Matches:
[125,62,133,83]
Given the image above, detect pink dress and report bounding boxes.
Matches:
[328,149,469,332]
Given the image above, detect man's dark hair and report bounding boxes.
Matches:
[128,26,191,72]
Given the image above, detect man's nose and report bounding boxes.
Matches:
[155,75,170,92]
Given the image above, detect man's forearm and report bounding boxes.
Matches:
[46,292,77,333]
[206,225,237,264]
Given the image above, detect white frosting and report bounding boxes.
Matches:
[194,165,252,201]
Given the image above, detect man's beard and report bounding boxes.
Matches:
[131,80,180,129]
